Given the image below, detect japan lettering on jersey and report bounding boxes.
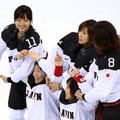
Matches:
[26,84,60,120]
[60,103,77,120]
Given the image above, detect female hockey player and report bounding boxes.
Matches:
[47,19,97,75]
[25,62,60,120]
[25,19,97,87]
[50,52,96,120]
[74,20,120,120]
[45,19,97,95]
[17,19,97,119]
[0,5,47,120]
[25,50,96,120]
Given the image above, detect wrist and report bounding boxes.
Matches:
[54,66,63,77]
[37,56,41,61]
[74,73,86,83]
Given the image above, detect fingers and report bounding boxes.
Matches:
[0,76,8,83]
[17,50,29,60]
[21,50,29,56]
[54,52,63,66]
[55,52,63,60]
[75,90,83,100]
[47,81,59,92]
[69,67,80,77]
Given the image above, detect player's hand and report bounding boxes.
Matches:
[75,90,83,101]
[45,76,59,92]
[17,49,29,60]
[69,67,80,77]
[48,81,59,92]
[54,52,64,66]
[0,75,8,83]
[27,51,41,61]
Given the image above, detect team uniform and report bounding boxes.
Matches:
[59,90,96,120]
[57,32,79,59]
[35,32,97,119]
[47,32,96,75]
[52,32,97,90]
[38,58,96,120]
[47,32,78,72]
[36,32,79,100]
[0,24,47,120]
[37,32,78,92]
[26,78,60,120]
[57,32,97,72]
[83,50,120,120]
[52,62,97,120]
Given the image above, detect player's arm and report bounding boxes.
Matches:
[0,75,15,84]
[76,69,120,103]
[10,43,46,83]
[0,37,6,59]
[47,52,64,92]
[69,67,93,94]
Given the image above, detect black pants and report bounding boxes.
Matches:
[102,104,120,120]
[8,81,27,109]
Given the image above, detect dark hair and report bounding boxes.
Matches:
[92,21,120,55]
[78,19,97,47]
[66,77,79,99]
[14,5,32,21]
[34,62,42,71]
[34,62,46,76]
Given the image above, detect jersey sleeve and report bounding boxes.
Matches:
[10,42,47,83]
[61,74,71,89]
[78,81,93,94]
[38,58,63,83]
[10,54,35,83]
[47,45,64,65]
[85,69,120,103]
[79,67,88,76]
[38,58,55,77]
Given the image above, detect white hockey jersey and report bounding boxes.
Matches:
[59,90,95,120]
[26,81,60,120]
[0,24,47,83]
[85,55,120,103]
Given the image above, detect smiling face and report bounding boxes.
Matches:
[78,27,89,45]
[33,64,45,84]
[15,15,31,35]
[14,5,32,36]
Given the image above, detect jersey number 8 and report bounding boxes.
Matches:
[108,58,115,67]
